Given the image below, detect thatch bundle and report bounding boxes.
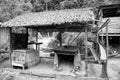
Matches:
[1,8,94,27]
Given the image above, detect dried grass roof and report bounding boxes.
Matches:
[1,8,95,27]
[100,17,120,33]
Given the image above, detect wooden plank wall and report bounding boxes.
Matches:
[0,28,9,49]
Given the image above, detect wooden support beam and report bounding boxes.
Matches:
[59,31,62,47]
[101,30,104,45]
[9,27,12,67]
[97,19,110,33]
[26,28,28,48]
[48,32,50,37]
[36,29,38,50]
[97,32,99,43]
[101,21,109,78]
[20,71,56,78]
[26,27,28,34]
[85,27,88,77]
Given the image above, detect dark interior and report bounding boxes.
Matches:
[99,36,120,47]
[58,54,74,65]
[109,36,120,47]
[12,33,28,49]
[103,8,120,18]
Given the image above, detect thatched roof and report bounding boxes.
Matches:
[1,8,95,27]
[100,17,120,33]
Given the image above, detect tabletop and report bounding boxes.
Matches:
[53,46,78,55]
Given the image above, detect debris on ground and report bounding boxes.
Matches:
[0,52,120,80]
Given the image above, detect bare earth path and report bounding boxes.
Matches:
[88,56,120,80]
[0,57,120,80]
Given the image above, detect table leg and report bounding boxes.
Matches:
[74,52,81,72]
[54,53,58,69]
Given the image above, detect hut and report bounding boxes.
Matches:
[97,4,120,53]
[99,17,120,48]
[1,8,108,79]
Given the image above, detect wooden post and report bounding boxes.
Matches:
[101,9,104,46]
[26,27,28,47]
[9,27,12,67]
[85,26,88,77]
[48,32,50,37]
[36,29,38,50]
[97,32,99,43]
[45,0,48,11]
[26,27,28,34]
[101,23,108,78]
[59,31,62,46]
[101,30,104,45]
[119,36,120,51]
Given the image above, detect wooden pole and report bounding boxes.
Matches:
[97,32,99,43]
[119,36,120,51]
[85,26,88,77]
[101,23,109,78]
[26,28,28,34]
[26,28,28,48]
[48,32,50,37]
[59,31,62,46]
[100,9,104,45]
[46,2,48,11]
[101,30,104,45]
[36,29,38,50]
[9,27,12,67]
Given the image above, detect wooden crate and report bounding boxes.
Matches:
[12,49,39,69]
[12,50,26,64]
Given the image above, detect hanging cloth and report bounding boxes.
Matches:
[99,43,107,60]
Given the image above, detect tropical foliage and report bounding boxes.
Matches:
[0,0,119,22]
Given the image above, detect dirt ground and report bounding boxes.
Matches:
[88,55,120,80]
[107,57,120,80]
[0,56,120,80]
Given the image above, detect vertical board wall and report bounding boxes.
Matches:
[0,28,9,48]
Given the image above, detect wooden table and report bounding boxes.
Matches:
[53,46,81,70]
[28,42,43,50]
